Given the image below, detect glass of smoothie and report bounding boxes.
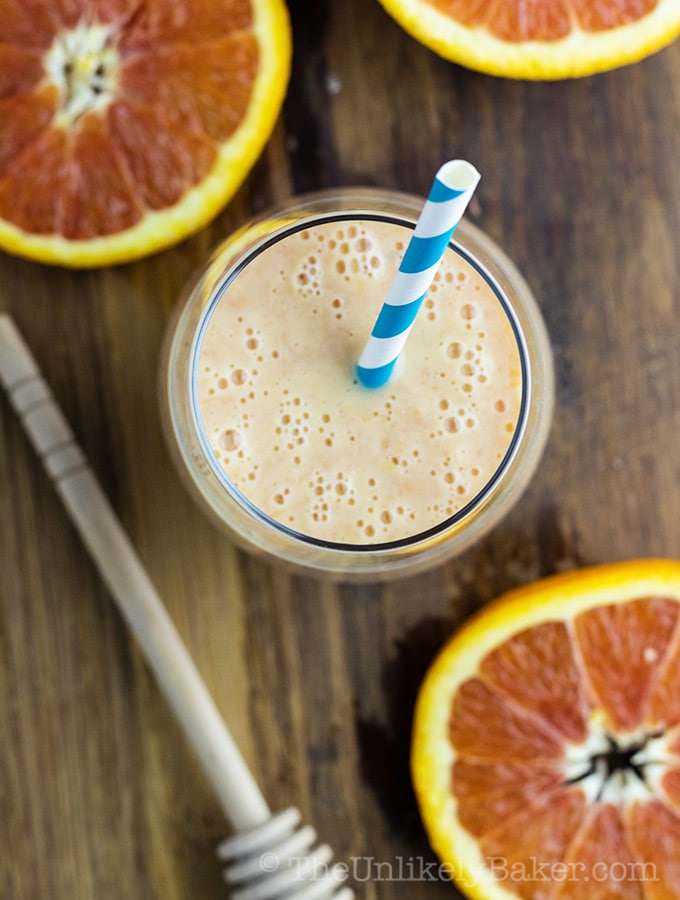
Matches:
[160,188,553,580]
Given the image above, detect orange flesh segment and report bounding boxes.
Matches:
[0,0,259,238]
[112,0,253,46]
[452,758,564,837]
[60,113,143,239]
[574,596,679,733]
[449,677,564,761]
[0,111,145,237]
[660,768,680,811]
[107,99,216,210]
[479,620,588,743]
[479,789,586,900]
[645,632,680,729]
[0,0,68,46]
[570,0,658,31]
[119,35,259,143]
[626,799,680,897]
[0,85,57,171]
[555,803,641,899]
[0,125,72,234]
[0,45,45,98]
[425,0,659,40]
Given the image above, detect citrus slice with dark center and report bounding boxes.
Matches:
[376,0,680,79]
[412,559,680,898]
[0,0,291,266]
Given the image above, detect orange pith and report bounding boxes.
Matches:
[376,0,680,79]
[411,560,680,899]
[0,0,291,266]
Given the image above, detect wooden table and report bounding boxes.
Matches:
[2,4,680,898]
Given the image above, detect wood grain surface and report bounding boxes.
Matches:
[2,2,680,898]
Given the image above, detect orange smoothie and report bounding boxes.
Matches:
[195,218,524,545]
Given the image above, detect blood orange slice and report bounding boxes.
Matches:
[412,560,680,899]
[0,0,291,267]
[376,0,680,79]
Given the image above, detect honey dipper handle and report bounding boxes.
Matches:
[0,315,270,832]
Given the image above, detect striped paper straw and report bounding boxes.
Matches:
[356,160,480,388]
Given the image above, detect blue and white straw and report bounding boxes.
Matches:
[356,160,481,388]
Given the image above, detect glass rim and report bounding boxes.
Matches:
[187,207,532,554]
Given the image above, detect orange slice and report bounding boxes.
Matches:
[0,0,291,267]
[376,0,680,79]
[412,559,680,899]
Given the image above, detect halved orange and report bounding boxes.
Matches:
[412,559,680,899]
[0,0,291,267]
[376,0,680,79]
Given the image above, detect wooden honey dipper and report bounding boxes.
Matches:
[0,315,354,900]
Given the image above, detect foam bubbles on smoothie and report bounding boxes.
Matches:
[295,255,322,298]
[323,225,384,282]
[244,327,262,354]
[197,218,522,544]
[220,429,242,452]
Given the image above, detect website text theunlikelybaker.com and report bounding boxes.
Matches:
[258,852,659,887]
